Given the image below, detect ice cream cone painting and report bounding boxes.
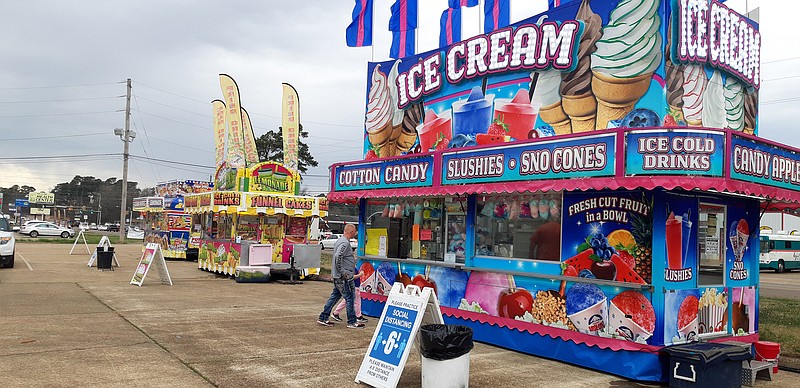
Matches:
[590,0,662,129]
[359,0,759,154]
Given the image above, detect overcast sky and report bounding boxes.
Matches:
[0,0,795,198]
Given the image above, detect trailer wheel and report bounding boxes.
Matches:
[777,260,785,273]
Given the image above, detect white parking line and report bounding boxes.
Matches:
[17,251,33,271]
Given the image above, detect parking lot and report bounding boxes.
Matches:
[1,242,798,387]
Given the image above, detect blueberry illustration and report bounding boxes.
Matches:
[621,108,660,128]
[536,125,555,137]
[448,134,470,149]
[579,269,596,279]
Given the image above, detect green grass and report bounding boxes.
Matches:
[759,297,800,361]
[319,251,332,275]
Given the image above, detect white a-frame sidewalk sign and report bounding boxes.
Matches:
[130,242,173,286]
[70,228,91,255]
[87,235,120,268]
[355,283,444,388]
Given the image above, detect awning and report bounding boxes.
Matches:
[328,175,800,206]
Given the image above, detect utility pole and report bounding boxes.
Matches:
[119,78,132,243]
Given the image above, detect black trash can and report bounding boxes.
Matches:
[96,247,114,270]
[663,342,751,388]
[419,324,473,388]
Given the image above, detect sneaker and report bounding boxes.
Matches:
[330,313,343,322]
[317,320,334,327]
[356,316,369,323]
[347,322,366,329]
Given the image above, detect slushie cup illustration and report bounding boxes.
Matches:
[666,212,683,269]
[417,109,452,152]
[493,89,538,140]
[452,86,494,137]
[681,211,693,262]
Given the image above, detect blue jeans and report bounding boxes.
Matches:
[319,278,356,325]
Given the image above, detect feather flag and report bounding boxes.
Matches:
[390,28,416,59]
[484,0,510,33]
[211,99,226,170]
[346,0,373,47]
[439,7,462,47]
[449,0,478,7]
[219,74,246,168]
[388,0,417,31]
[240,107,259,166]
[281,83,300,172]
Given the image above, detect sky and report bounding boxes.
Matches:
[0,0,796,198]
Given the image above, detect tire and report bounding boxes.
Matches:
[1,253,13,268]
[29,230,38,238]
[61,231,70,238]
[777,260,785,273]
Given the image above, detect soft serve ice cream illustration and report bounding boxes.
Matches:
[559,0,602,132]
[590,0,662,129]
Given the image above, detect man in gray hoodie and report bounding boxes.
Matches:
[317,224,364,328]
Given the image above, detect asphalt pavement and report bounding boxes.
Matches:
[1,242,797,387]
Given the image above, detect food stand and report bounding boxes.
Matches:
[184,161,327,276]
[133,180,213,260]
[327,0,790,382]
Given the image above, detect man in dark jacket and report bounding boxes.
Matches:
[317,224,364,328]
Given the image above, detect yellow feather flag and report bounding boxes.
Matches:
[281,83,300,172]
[241,107,260,166]
[211,99,226,169]
[219,74,246,168]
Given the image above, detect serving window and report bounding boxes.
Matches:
[364,199,445,260]
[475,193,563,261]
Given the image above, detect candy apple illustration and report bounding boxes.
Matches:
[412,274,437,295]
[397,272,412,286]
[498,288,534,319]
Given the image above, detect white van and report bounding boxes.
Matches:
[759,231,800,273]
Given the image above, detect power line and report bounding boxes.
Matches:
[0,110,120,118]
[0,96,123,104]
[0,132,109,141]
[0,153,120,161]
[0,82,122,91]
[128,154,214,169]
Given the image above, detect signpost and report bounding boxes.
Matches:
[355,283,443,388]
[70,228,91,255]
[130,242,173,286]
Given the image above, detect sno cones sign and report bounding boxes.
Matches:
[219,74,246,168]
[281,83,300,172]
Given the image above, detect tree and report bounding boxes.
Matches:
[254,124,318,174]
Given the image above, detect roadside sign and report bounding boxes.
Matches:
[130,243,173,286]
[15,199,29,208]
[355,283,443,388]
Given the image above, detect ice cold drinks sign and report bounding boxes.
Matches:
[625,130,725,176]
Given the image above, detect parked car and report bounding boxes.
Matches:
[89,223,98,230]
[319,234,357,250]
[97,224,108,231]
[0,218,15,268]
[19,220,47,235]
[23,222,75,238]
[108,223,120,232]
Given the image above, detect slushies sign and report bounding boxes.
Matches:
[395,21,582,108]
[442,133,614,185]
[674,0,761,89]
[334,155,434,191]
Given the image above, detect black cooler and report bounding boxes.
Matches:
[663,342,752,388]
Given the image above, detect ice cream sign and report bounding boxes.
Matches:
[730,135,800,191]
[334,155,434,191]
[673,0,761,89]
[442,133,615,185]
[625,130,725,176]
[395,20,582,108]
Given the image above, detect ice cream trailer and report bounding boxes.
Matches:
[327,0,787,382]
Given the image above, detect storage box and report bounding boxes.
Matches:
[235,266,271,283]
[663,342,751,388]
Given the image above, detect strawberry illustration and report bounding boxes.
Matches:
[365,149,378,160]
[562,263,578,277]
[488,118,509,135]
[433,135,450,151]
[663,115,677,126]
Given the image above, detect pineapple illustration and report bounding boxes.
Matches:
[631,194,654,283]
